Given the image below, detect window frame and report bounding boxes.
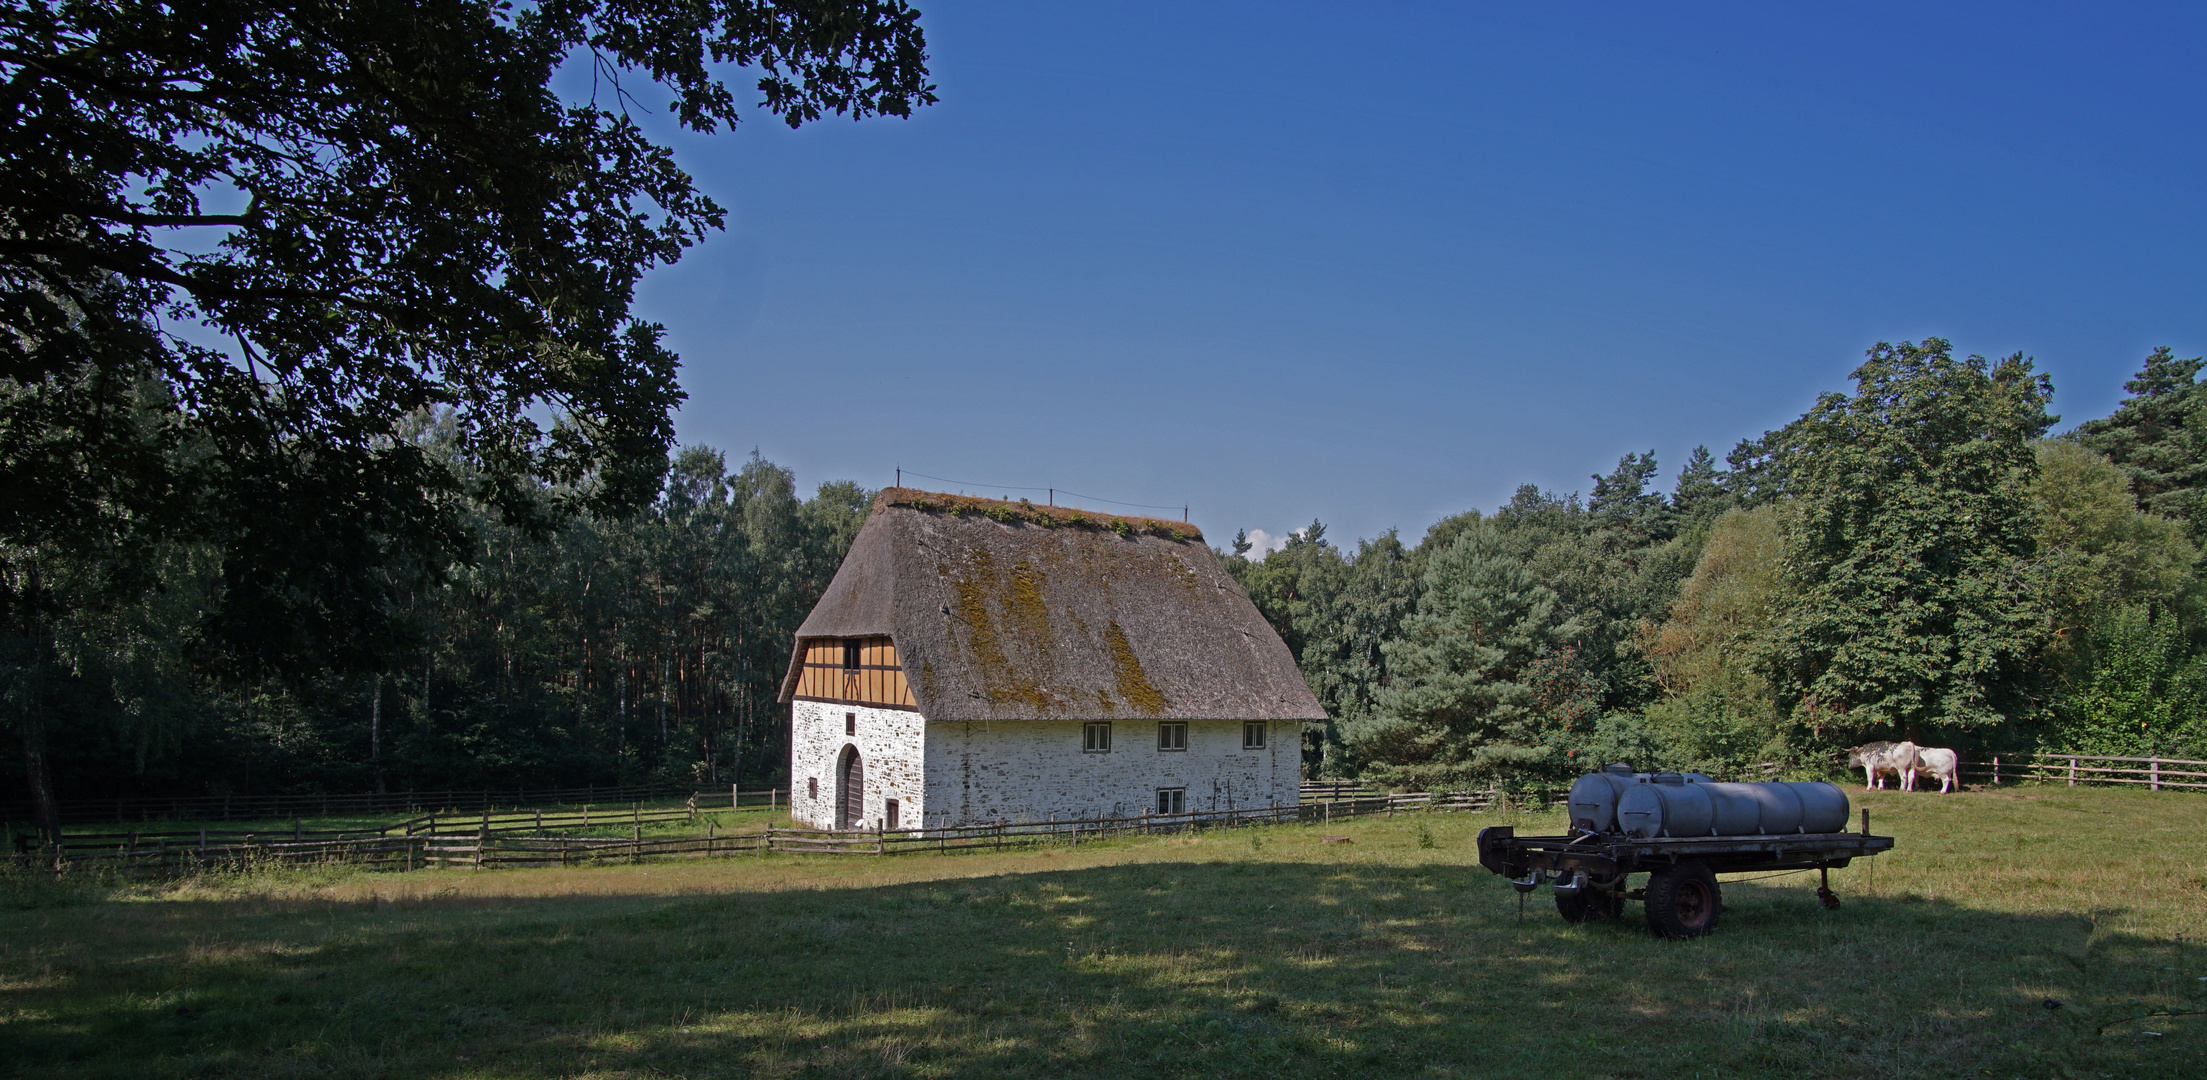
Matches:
[808,777,818,801]
[1157,721,1188,751]
[1156,787,1185,814]
[1243,720,1267,750]
[884,798,899,831]
[846,711,857,736]
[1083,721,1113,753]
[843,638,862,672]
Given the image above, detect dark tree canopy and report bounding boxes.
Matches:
[1,0,932,667]
[1,0,932,837]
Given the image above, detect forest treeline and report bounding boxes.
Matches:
[5,420,874,809]
[1229,340,2207,783]
[11,339,2207,814]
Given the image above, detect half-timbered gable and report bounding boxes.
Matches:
[779,488,1325,830]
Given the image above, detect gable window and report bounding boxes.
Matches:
[1243,721,1267,749]
[1083,721,1113,752]
[843,639,862,671]
[846,711,857,736]
[1156,787,1185,814]
[1157,722,1187,751]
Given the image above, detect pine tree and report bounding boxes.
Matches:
[2072,347,2207,529]
[1351,521,1583,781]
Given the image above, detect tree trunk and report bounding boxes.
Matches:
[369,673,385,793]
[19,682,60,847]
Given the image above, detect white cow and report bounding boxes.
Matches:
[1906,746,1959,793]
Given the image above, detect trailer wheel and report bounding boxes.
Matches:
[1644,861,1721,939]
[1555,888,1625,922]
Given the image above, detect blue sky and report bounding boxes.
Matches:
[627,2,2207,551]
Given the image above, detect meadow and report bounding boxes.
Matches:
[3,786,2203,1080]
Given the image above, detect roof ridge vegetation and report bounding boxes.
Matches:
[876,487,1203,542]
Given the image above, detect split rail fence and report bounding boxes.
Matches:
[7,784,1556,876]
[1954,753,2206,792]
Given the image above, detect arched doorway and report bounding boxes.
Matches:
[836,745,864,829]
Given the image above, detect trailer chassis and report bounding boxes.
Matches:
[1475,824,1896,938]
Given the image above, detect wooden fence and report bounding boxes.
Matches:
[0,783,734,826]
[6,784,1563,876]
[1954,753,2206,792]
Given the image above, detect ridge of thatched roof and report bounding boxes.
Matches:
[871,487,1201,541]
[778,489,1323,723]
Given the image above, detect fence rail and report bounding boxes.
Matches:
[1955,753,2206,792]
[6,785,1564,876]
[1,785,787,829]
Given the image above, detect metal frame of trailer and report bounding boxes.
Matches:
[1475,822,1896,938]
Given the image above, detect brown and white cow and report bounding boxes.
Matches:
[1849,741,1915,790]
[1847,742,1896,790]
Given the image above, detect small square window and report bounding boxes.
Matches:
[885,798,900,830]
[846,712,857,736]
[1083,721,1113,752]
[1157,722,1187,751]
[808,777,818,800]
[1156,787,1185,814]
[1243,721,1267,749]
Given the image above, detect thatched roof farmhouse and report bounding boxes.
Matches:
[779,489,1323,829]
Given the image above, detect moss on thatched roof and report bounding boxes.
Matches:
[778,490,1322,723]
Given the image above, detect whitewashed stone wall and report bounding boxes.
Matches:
[920,717,1299,827]
[789,700,927,829]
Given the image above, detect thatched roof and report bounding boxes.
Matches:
[779,489,1326,723]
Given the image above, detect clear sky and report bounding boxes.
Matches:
[627,1,2207,552]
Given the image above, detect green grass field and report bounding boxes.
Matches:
[3,786,2203,1079]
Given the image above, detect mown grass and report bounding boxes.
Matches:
[2,786,2203,1079]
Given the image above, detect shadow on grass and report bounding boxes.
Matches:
[4,855,2202,1080]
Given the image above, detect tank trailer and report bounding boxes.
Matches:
[1475,764,1895,938]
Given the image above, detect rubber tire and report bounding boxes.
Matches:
[1644,861,1722,939]
[1555,888,1625,923]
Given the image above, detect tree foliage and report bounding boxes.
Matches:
[2072,347,2207,533]
[1,0,932,836]
[1760,340,2055,735]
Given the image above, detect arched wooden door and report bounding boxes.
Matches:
[837,746,863,829]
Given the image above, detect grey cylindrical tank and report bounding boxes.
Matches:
[1785,781,1850,833]
[1567,771,1637,833]
[1616,782,1715,838]
[1611,778,1852,837]
[1699,782,1766,834]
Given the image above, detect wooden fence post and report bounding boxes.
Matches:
[732,783,739,811]
[2152,758,2161,791]
[1992,756,2001,785]
[2069,756,2078,786]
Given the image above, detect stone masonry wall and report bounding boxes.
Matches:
[919,717,1299,827]
[789,700,927,830]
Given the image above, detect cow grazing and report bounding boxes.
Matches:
[1848,742,1897,790]
[1907,747,1959,793]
